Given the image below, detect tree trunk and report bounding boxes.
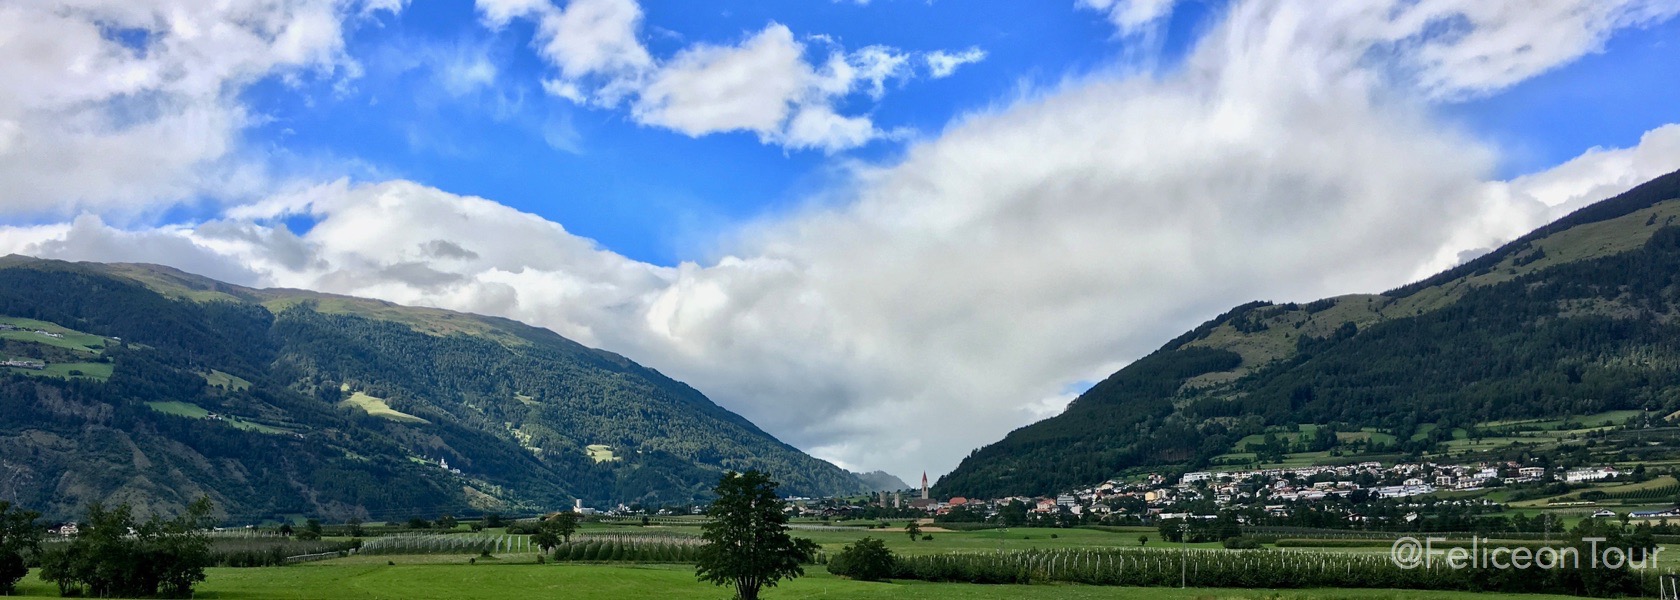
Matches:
[736,579,760,600]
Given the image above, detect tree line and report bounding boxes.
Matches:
[1,498,217,598]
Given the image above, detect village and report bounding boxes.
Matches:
[0,322,66,370]
[789,460,1673,525]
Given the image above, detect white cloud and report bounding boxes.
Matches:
[5,0,1680,483]
[1510,124,1680,211]
[474,0,653,103]
[845,46,915,99]
[629,24,914,152]
[1413,123,1680,278]
[475,0,554,28]
[634,25,809,139]
[782,105,879,153]
[0,0,399,217]
[925,47,987,78]
[1384,0,1680,100]
[1080,0,1680,100]
[440,52,500,98]
[476,0,962,152]
[1078,0,1180,34]
[539,0,654,88]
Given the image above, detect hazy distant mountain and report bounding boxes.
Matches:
[0,257,867,521]
[851,470,911,492]
[938,169,1680,499]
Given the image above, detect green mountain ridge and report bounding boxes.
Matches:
[935,168,1680,499]
[0,257,867,522]
[851,470,912,492]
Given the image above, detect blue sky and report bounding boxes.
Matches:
[4,0,1680,479]
[236,0,1226,265]
[1445,17,1680,179]
[215,0,1680,266]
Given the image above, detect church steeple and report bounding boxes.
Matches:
[920,471,929,500]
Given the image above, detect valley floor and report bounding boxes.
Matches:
[14,561,1592,600]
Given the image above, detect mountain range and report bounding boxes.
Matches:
[936,169,1680,499]
[0,257,868,522]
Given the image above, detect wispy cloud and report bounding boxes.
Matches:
[926,47,987,78]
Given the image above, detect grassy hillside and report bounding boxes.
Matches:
[0,257,866,521]
[937,169,1680,499]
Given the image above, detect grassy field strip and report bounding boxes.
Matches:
[9,563,1593,599]
[145,401,297,435]
[8,361,112,380]
[585,444,622,463]
[0,316,107,353]
[205,369,253,391]
[340,392,430,424]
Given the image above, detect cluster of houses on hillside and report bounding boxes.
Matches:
[2,323,70,370]
[836,461,1632,522]
[0,323,64,338]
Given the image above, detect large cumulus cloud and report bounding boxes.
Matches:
[5,0,1680,482]
[0,0,401,217]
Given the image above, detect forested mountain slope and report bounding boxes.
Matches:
[0,257,866,521]
[936,169,1680,499]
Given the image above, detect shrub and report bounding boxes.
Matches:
[1222,537,1261,550]
[827,537,895,582]
[506,522,540,535]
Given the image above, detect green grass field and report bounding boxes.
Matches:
[0,316,107,353]
[204,369,253,391]
[147,401,212,418]
[591,522,1220,557]
[586,444,621,463]
[7,562,1591,600]
[145,402,298,435]
[6,361,113,381]
[340,392,430,424]
[0,316,113,381]
[1480,410,1643,432]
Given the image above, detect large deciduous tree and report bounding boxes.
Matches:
[0,501,43,595]
[534,511,579,552]
[696,471,818,600]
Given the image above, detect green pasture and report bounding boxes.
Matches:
[1480,410,1643,432]
[587,522,1204,557]
[6,361,112,381]
[204,369,253,391]
[341,392,430,424]
[8,563,1591,600]
[586,444,621,463]
[145,401,297,435]
[0,316,107,353]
